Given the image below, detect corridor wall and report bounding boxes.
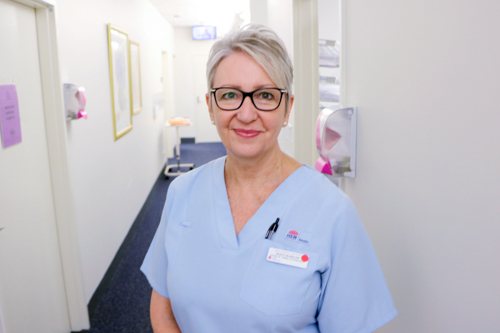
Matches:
[172,27,216,142]
[55,0,175,302]
[250,0,295,157]
[341,0,500,331]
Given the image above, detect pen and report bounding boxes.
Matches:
[265,218,280,240]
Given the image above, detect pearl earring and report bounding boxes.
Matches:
[283,122,287,126]
[211,120,215,125]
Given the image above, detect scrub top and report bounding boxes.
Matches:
[141,157,397,333]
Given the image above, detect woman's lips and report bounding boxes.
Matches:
[233,128,261,138]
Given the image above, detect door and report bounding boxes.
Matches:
[0,0,71,332]
[0,285,6,333]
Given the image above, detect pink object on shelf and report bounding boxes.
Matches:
[316,113,323,152]
[76,89,87,119]
[76,89,86,107]
[78,110,88,119]
[324,127,341,150]
[315,157,332,175]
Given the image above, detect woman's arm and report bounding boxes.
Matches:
[150,289,181,333]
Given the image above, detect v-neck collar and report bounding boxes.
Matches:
[212,156,311,250]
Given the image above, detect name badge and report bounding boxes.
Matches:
[266,247,309,269]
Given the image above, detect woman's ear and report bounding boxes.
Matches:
[287,95,295,113]
[284,95,294,125]
[206,93,215,124]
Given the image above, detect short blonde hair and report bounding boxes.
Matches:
[206,24,293,104]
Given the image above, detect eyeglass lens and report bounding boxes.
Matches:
[215,88,282,111]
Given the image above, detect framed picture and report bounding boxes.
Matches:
[129,41,142,114]
[107,24,133,140]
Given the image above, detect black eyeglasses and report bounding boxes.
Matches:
[210,87,287,111]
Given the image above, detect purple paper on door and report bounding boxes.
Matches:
[0,84,22,148]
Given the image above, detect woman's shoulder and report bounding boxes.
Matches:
[169,156,225,192]
[280,164,355,229]
[297,165,350,202]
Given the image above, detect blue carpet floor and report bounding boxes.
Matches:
[82,142,226,333]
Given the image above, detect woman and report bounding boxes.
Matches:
[141,24,397,332]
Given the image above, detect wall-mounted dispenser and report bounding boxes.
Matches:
[315,106,357,177]
[63,83,87,121]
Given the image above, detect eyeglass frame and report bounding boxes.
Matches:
[210,87,288,111]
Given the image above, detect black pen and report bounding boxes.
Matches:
[265,218,280,240]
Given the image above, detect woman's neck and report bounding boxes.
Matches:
[223,147,303,234]
[224,147,300,187]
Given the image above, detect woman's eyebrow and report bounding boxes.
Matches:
[214,84,278,90]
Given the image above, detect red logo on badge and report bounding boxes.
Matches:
[286,230,299,241]
[301,255,309,262]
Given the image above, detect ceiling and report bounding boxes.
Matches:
[149,0,250,36]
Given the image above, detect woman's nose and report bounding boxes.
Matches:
[236,96,258,123]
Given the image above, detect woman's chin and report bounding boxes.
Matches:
[226,145,265,160]
[226,143,281,162]
[228,150,262,161]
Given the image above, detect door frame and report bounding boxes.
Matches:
[162,51,173,158]
[293,0,319,167]
[11,0,89,330]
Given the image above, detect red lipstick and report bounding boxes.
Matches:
[233,129,260,138]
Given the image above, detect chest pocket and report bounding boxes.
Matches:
[164,219,192,271]
[240,239,318,316]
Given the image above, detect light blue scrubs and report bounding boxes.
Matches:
[141,157,397,332]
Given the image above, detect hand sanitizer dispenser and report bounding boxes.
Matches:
[315,106,357,177]
[64,83,87,121]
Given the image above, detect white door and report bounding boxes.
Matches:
[0,1,71,332]
[0,285,6,333]
[193,54,221,142]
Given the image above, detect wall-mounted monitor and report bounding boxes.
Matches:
[192,26,216,40]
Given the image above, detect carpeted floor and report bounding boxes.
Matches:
[81,142,226,333]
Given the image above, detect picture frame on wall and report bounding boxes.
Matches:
[107,24,133,140]
[129,40,142,114]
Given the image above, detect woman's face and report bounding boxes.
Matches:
[207,51,293,162]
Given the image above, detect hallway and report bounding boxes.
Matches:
[83,143,226,332]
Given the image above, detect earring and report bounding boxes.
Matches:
[283,122,287,126]
[211,120,215,125]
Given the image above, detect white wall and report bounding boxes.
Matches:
[342,0,500,331]
[173,27,217,141]
[55,0,175,301]
[318,0,339,41]
[250,0,295,157]
[268,0,294,158]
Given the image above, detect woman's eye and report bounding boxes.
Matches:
[258,92,274,100]
[221,91,238,100]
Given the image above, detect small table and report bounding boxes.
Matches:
[164,120,195,178]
